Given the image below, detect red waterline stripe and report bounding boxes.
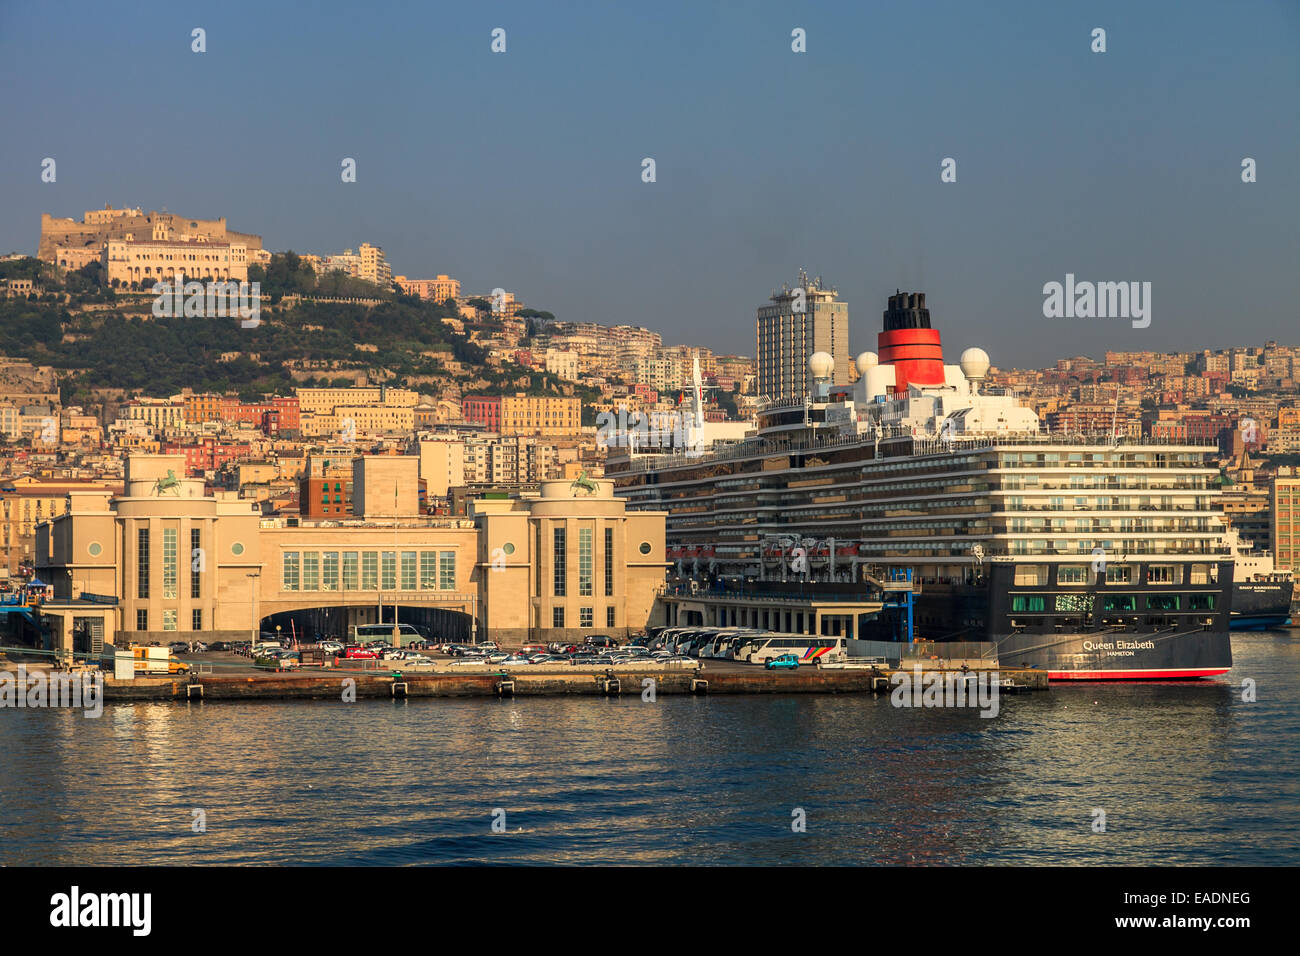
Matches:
[1048,667,1229,681]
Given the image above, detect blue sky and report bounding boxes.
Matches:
[2,0,1296,368]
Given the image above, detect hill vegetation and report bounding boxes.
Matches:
[0,255,602,410]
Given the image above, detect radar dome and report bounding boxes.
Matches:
[808,351,835,379]
[854,351,879,376]
[959,347,990,381]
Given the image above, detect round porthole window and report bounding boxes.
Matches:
[639,542,652,555]
[502,542,515,555]
[87,541,102,557]
[231,542,245,556]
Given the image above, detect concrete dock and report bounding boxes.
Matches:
[96,661,1050,702]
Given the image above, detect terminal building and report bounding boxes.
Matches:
[31,455,666,658]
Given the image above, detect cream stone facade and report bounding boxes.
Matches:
[104,237,249,286]
[35,455,666,652]
[295,387,419,415]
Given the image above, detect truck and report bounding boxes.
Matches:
[131,645,190,675]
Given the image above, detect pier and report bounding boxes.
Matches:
[91,660,1049,702]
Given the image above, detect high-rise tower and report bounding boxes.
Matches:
[755,270,849,405]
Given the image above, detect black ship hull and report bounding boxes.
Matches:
[1229,581,1293,630]
[867,560,1235,680]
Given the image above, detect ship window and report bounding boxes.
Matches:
[1056,594,1093,613]
[1058,565,1089,584]
[1013,565,1046,586]
[1146,565,1180,584]
[1011,596,1045,612]
[1190,594,1216,610]
[1103,595,1136,611]
[1147,595,1180,611]
[1106,565,1133,584]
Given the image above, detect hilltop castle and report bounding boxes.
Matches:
[39,205,263,271]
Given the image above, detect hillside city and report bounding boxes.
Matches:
[1,204,1298,587]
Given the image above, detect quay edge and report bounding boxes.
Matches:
[97,665,1050,702]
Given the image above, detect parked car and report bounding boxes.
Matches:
[389,652,432,666]
[584,635,618,649]
[319,641,344,654]
[343,645,379,659]
[765,654,800,671]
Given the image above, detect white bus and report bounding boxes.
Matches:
[701,628,767,659]
[734,634,847,665]
[350,623,423,645]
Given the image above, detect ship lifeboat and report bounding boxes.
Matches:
[808,543,830,569]
[835,544,858,560]
[762,544,784,567]
[667,545,683,561]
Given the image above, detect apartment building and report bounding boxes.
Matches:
[1272,473,1300,574]
[462,394,582,436]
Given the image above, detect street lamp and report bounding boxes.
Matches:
[391,480,400,647]
[246,571,260,647]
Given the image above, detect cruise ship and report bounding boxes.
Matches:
[609,291,1235,680]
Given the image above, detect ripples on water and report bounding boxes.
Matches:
[2,632,1298,865]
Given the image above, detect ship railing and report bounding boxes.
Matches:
[661,584,875,604]
[620,428,1219,473]
[978,548,1227,560]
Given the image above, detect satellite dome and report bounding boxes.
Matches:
[855,351,879,376]
[808,351,835,379]
[959,347,990,381]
